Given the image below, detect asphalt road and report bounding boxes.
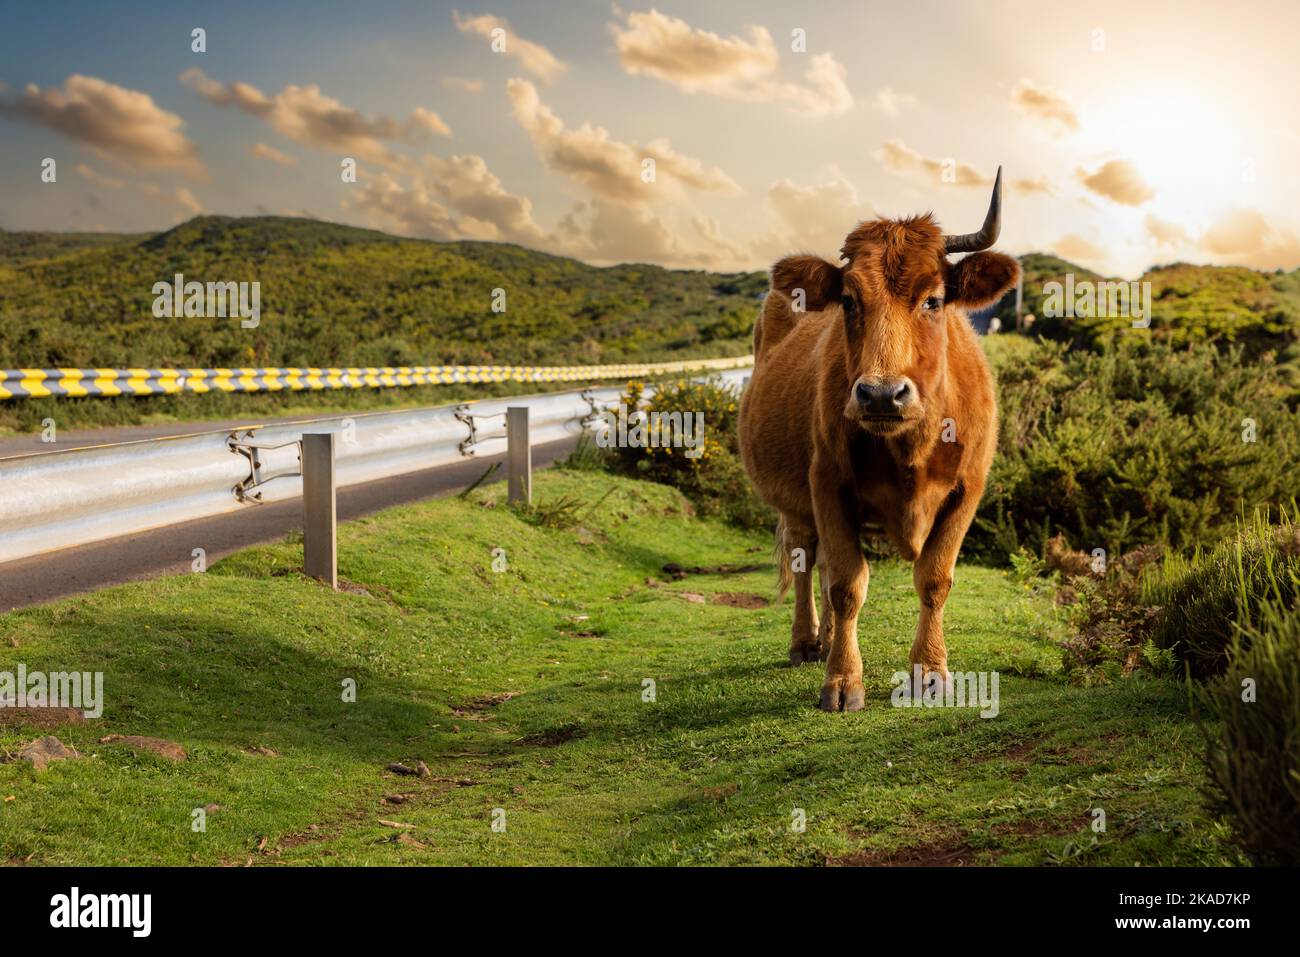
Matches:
[0,436,578,612]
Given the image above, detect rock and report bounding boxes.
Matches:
[98,734,186,762]
[416,761,431,778]
[14,736,80,770]
[679,592,706,603]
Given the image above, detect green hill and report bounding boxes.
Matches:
[0,216,766,370]
[1006,253,1300,356]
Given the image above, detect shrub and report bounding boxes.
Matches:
[1146,508,1300,678]
[1055,510,1299,683]
[606,376,773,530]
[970,336,1300,564]
[1200,597,1300,866]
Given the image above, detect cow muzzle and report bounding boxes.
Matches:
[850,375,919,431]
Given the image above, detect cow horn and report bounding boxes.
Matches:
[944,166,1002,254]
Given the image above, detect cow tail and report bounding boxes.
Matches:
[774,516,793,602]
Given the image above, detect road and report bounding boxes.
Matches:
[0,435,578,612]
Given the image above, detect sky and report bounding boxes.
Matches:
[1,0,1297,278]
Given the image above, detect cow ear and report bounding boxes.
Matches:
[771,255,842,311]
[946,252,1019,311]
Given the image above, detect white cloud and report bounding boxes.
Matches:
[453,11,567,84]
[0,74,203,177]
[610,10,852,116]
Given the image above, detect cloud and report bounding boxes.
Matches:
[1053,234,1108,263]
[138,184,205,216]
[609,10,852,116]
[441,76,484,94]
[0,74,203,177]
[74,162,125,189]
[562,199,743,269]
[1200,207,1300,270]
[1011,176,1056,196]
[506,78,739,204]
[873,87,917,116]
[453,11,567,84]
[408,107,452,138]
[1145,213,1191,247]
[345,153,546,246]
[74,161,206,218]
[874,139,992,187]
[1077,159,1155,206]
[181,68,449,169]
[1010,78,1079,133]
[753,172,876,260]
[250,143,298,167]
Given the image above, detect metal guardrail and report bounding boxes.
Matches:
[0,368,750,565]
[0,355,754,400]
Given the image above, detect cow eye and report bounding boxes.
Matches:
[922,296,943,312]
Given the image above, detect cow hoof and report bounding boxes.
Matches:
[788,643,823,665]
[819,679,865,712]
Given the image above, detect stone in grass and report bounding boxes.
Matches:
[13,736,81,770]
[98,734,187,762]
[386,760,432,778]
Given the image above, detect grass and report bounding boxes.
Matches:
[0,470,1238,866]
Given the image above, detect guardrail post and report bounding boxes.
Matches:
[302,432,337,589]
[507,406,531,504]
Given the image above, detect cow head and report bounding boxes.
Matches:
[771,169,1019,437]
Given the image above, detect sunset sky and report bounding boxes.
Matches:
[1,0,1297,278]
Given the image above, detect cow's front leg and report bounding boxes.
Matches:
[811,463,868,712]
[908,485,981,696]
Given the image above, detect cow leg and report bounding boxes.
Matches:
[784,522,822,664]
[812,468,868,712]
[908,487,980,695]
[815,548,832,661]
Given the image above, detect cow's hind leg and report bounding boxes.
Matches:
[811,461,868,711]
[780,519,822,664]
[814,547,832,661]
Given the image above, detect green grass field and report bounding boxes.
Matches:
[0,470,1239,865]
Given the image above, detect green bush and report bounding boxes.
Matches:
[1146,509,1300,678]
[1201,597,1300,866]
[971,336,1300,564]
[606,377,773,530]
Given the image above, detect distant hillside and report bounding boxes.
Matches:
[3,217,1296,370]
[1002,252,1300,356]
[0,216,766,369]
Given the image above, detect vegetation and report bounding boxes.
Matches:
[0,216,763,372]
[1201,596,1300,867]
[605,375,772,530]
[974,335,1300,564]
[0,470,1235,865]
[1002,253,1300,361]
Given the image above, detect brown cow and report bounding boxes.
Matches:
[738,170,1018,712]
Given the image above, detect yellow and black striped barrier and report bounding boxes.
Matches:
[0,356,754,401]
